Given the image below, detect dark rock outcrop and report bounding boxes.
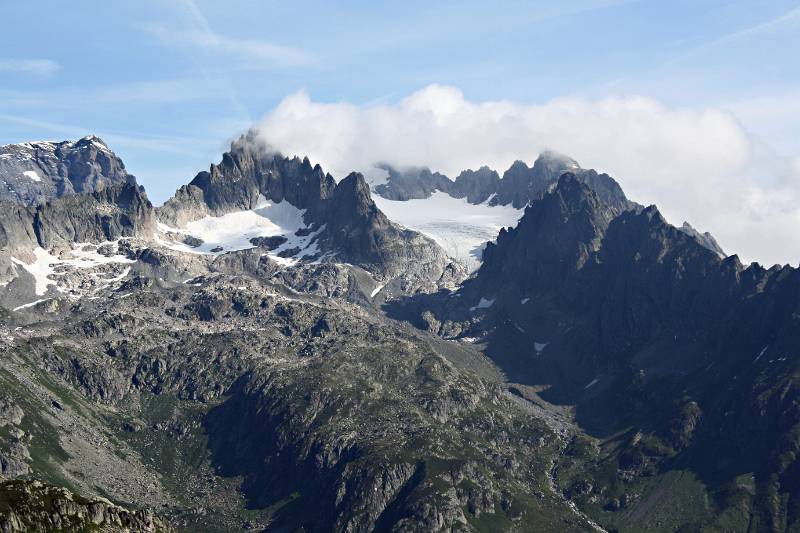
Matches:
[450,166,500,204]
[34,182,154,249]
[0,479,172,532]
[0,182,152,285]
[478,173,619,294]
[373,164,453,201]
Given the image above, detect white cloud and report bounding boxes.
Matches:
[0,59,59,76]
[257,84,800,266]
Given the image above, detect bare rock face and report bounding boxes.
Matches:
[478,173,619,294]
[0,182,153,299]
[450,166,500,204]
[679,221,726,257]
[0,395,29,478]
[320,172,451,279]
[0,479,173,532]
[0,136,134,207]
[33,182,154,249]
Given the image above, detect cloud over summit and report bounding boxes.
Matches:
[257,84,800,266]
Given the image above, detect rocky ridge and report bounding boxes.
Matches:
[373,151,636,213]
[0,136,133,207]
[157,133,457,287]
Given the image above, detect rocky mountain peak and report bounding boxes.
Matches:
[507,159,530,172]
[533,150,581,173]
[156,136,453,282]
[73,134,110,150]
[0,135,133,207]
[477,174,612,294]
[492,153,589,208]
[640,203,666,224]
[679,221,726,257]
[450,166,500,204]
[372,164,452,201]
[333,172,376,217]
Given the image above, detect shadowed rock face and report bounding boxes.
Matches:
[478,173,619,294]
[453,176,788,391]
[34,182,154,249]
[0,136,134,207]
[450,166,501,204]
[0,182,153,251]
[387,174,800,530]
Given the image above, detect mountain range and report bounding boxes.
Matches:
[0,133,796,533]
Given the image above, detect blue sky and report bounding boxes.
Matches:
[1,1,800,264]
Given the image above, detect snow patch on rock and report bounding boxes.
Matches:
[469,297,495,312]
[12,298,51,311]
[373,191,523,272]
[370,282,386,298]
[156,196,322,266]
[22,170,42,182]
[10,242,135,299]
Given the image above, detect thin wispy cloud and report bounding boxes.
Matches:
[143,23,315,66]
[663,5,800,68]
[695,5,800,52]
[599,6,800,93]
[0,59,59,76]
[0,79,241,112]
[142,0,314,68]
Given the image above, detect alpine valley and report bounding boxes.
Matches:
[0,132,797,533]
